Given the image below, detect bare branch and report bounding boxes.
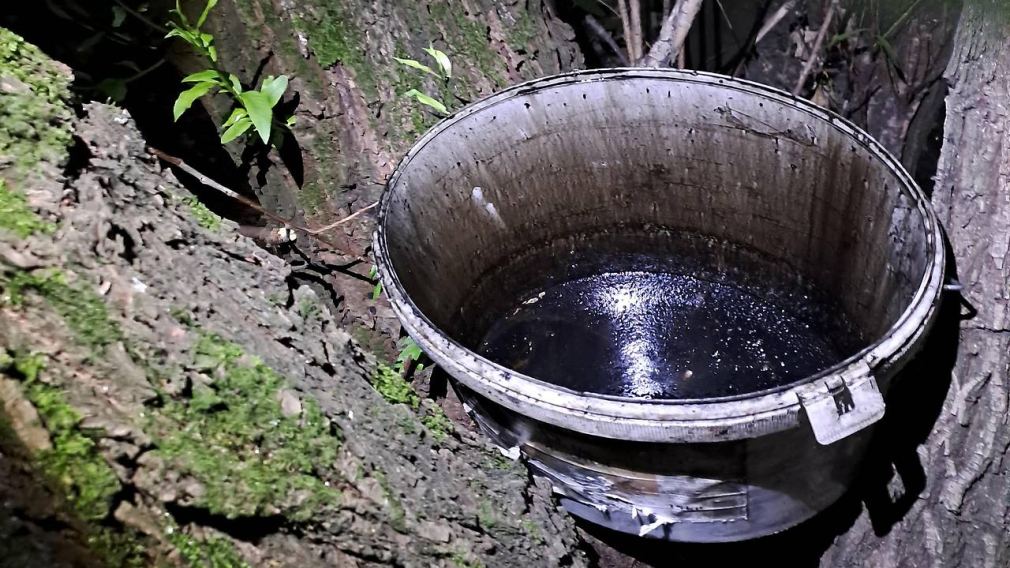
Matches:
[642,0,704,68]
[629,0,644,63]
[617,0,637,62]
[792,0,838,96]
[755,0,797,45]
[305,202,379,235]
[585,15,630,66]
[149,146,373,261]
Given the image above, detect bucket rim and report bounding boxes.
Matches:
[374,68,947,442]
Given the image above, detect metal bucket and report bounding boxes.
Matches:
[374,69,945,542]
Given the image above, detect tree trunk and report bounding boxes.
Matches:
[182,0,584,353]
[0,29,588,568]
[820,2,1010,565]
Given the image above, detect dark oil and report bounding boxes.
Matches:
[477,269,855,400]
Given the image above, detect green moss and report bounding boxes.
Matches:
[428,2,505,89]
[373,470,407,533]
[477,499,497,530]
[420,405,452,442]
[0,351,120,522]
[0,179,55,237]
[87,528,149,568]
[182,196,222,231]
[150,332,341,520]
[169,528,248,568]
[1,350,150,565]
[170,306,195,326]
[508,9,537,52]
[520,519,542,543]
[452,551,485,568]
[371,363,420,408]
[297,296,320,320]
[0,28,73,183]
[289,5,374,96]
[2,270,122,353]
[483,452,515,471]
[298,181,326,216]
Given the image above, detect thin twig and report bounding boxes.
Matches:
[585,15,630,66]
[792,0,838,96]
[111,0,168,33]
[629,0,644,63]
[594,0,620,17]
[305,202,379,234]
[149,147,374,260]
[642,0,704,68]
[714,0,735,31]
[617,0,637,63]
[755,0,797,45]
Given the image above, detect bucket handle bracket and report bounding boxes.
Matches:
[798,363,885,445]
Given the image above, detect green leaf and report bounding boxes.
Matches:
[393,56,438,77]
[97,78,127,102]
[182,69,221,83]
[220,117,252,144]
[222,107,247,128]
[261,75,288,107]
[165,27,193,43]
[197,0,219,27]
[285,115,297,127]
[207,45,218,62]
[423,45,452,78]
[404,89,447,114]
[228,74,242,93]
[173,81,216,121]
[239,91,273,144]
[111,6,126,27]
[395,337,423,373]
[371,281,383,301]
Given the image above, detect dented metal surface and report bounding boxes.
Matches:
[374,69,945,541]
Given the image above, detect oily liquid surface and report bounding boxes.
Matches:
[477,270,849,399]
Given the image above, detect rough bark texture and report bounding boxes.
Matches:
[820,2,1010,566]
[179,0,584,353]
[739,0,960,186]
[0,30,587,567]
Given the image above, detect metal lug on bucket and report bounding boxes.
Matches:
[798,364,885,445]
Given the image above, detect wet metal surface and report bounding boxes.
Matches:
[478,265,851,399]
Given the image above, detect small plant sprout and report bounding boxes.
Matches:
[395,44,452,115]
[368,265,383,300]
[167,0,295,146]
[395,336,424,375]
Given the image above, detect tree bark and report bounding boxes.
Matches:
[820,2,1010,565]
[0,30,588,567]
[179,0,583,354]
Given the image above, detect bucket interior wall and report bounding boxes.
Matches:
[383,74,932,386]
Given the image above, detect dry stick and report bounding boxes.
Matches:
[617,0,637,63]
[792,0,838,96]
[149,147,374,259]
[629,0,644,64]
[585,15,630,66]
[305,202,379,234]
[641,0,705,68]
[732,0,797,77]
[755,0,797,45]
